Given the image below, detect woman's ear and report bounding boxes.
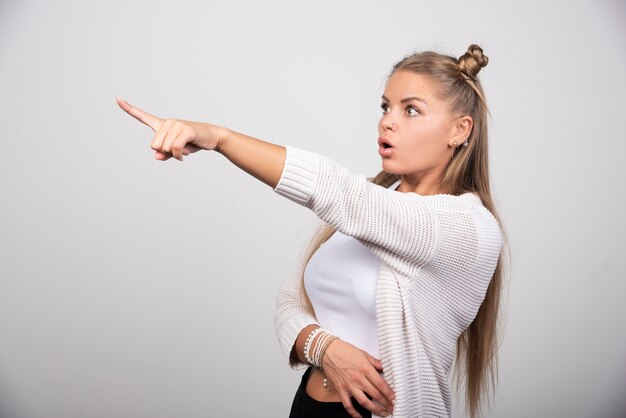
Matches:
[449,115,473,146]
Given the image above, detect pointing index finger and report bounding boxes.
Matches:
[116,96,162,132]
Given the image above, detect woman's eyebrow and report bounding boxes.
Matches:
[381,95,428,106]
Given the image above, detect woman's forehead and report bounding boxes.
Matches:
[384,71,440,102]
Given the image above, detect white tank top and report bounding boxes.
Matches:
[304,179,401,358]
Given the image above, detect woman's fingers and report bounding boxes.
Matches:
[151,118,175,152]
[153,120,198,160]
[339,373,392,417]
[154,144,197,161]
[338,391,362,418]
[155,150,171,160]
[367,370,395,412]
[171,132,192,161]
[117,97,225,160]
[116,97,163,132]
[350,386,390,417]
[161,122,184,155]
[336,380,392,418]
[366,353,384,372]
[364,353,395,409]
[359,374,394,415]
[323,341,395,416]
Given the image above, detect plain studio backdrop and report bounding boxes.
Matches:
[0,0,624,417]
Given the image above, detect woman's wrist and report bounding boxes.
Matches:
[213,126,233,154]
[304,327,325,365]
[295,324,321,364]
[304,328,341,368]
[320,337,340,370]
[210,126,286,189]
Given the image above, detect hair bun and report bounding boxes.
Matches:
[457,44,488,80]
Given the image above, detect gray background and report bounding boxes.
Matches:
[1,0,624,417]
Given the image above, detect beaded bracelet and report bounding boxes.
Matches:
[302,327,341,392]
[312,331,331,366]
[303,327,324,366]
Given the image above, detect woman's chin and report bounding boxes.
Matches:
[381,160,399,174]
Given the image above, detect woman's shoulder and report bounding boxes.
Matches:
[380,181,500,235]
[416,193,503,268]
[422,192,501,239]
[421,191,491,214]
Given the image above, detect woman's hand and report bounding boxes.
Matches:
[322,339,395,418]
[116,96,229,161]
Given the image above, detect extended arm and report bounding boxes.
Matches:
[117,97,437,272]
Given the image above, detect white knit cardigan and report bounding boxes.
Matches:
[273,145,503,417]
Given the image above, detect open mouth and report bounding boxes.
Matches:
[378,137,393,149]
[378,138,395,156]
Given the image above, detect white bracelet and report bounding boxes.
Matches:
[304,327,324,365]
[304,328,318,365]
[313,331,332,367]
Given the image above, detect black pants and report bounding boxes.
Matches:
[289,366,372,418]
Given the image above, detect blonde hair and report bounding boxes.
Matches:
[298,44,509,418]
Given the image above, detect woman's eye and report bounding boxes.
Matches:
[406,106,419,116]
[380,103,389,113]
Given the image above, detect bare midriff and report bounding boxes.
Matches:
[305,367,343,402]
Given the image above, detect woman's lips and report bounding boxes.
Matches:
[378,145,394,157]
[378,137,394,157]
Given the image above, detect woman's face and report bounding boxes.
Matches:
[378,70,469,179]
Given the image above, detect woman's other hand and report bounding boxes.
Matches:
[116,97,229,161]
[322,339,395,418]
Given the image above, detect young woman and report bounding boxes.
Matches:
[117,43,506,418]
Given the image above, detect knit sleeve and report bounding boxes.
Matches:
[273,223,326,370]
[273,145,438,273]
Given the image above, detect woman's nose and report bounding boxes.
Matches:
[381,117,397,132]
